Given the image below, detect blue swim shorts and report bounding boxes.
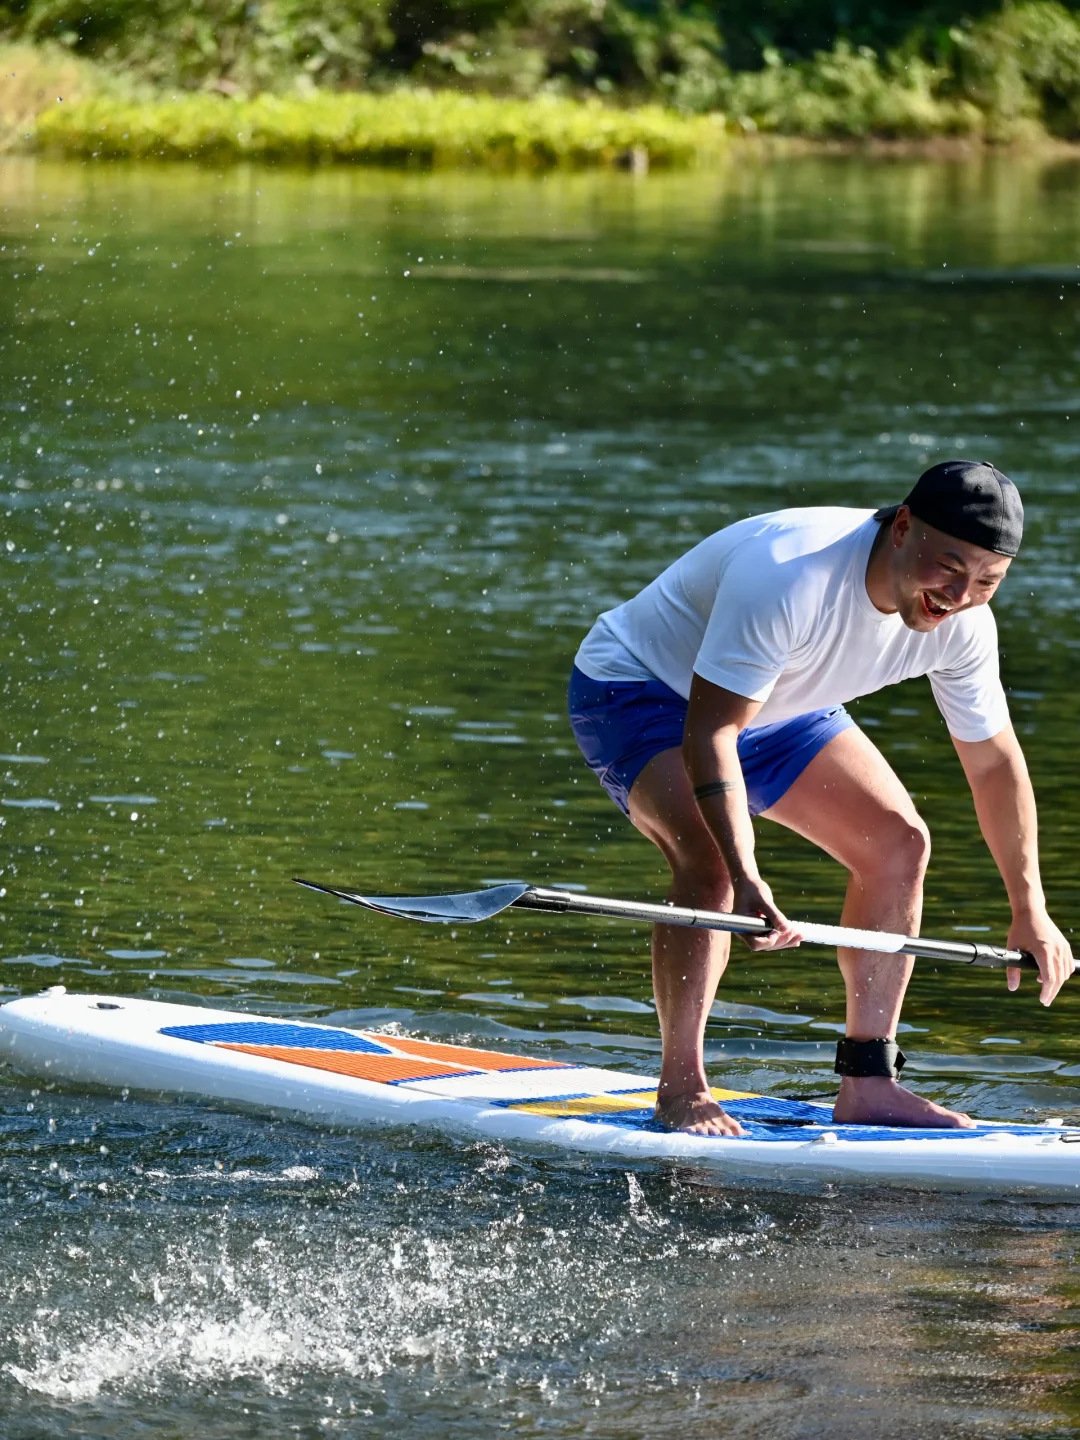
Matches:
[567,665,854,818]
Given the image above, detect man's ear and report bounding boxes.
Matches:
[891,503,913,549]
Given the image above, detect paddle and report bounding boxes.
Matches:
[293,878,1064,972]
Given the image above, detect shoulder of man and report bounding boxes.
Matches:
[722,506,872,573]
[933,603,1000,668]
[713,511,866,648]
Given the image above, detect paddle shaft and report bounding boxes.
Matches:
[294,876,1065,973]
[514,886,1046,971]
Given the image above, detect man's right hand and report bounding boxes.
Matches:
[732,875,803,951]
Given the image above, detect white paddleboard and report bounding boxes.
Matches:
[1,987,1078,1193]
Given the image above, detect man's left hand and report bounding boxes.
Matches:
[1006,907,1074,1006]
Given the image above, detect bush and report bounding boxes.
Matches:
[722,39,982,138]
[6,0,394,92]
[34,85,727,165]
[953,1,1080,138]
[717,2,1080,142]
[0,40,126,148]
[0,0,727,104]
[406,0,726,111]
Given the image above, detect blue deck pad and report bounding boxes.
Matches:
[725,1096,833,1123]
[161,1022,393,1054]
[498,1091,1062,1142]
[719,1095,1061,1141]
[599,1110,1060,1141]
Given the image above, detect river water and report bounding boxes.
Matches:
[2,153,1080,1435]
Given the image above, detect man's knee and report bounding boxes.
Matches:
[633,800,733,907]
[660,841,732,908]
[855,813,931,887]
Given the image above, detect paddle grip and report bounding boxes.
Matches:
[895,937,1043,969]
[970,945,1041,972]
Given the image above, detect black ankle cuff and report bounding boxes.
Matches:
[834,1037,906,1079]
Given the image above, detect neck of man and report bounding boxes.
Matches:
[863,519,899,616]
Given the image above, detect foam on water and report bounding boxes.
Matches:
[3,1155,755,1409]
[2,1124,1076,1437]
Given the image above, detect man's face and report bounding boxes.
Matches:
[889,507,1012,632]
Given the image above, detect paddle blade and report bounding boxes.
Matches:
[293,878,531,924]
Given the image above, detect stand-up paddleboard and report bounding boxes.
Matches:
[2,987,1078,1193]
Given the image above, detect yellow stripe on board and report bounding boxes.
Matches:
[511,1086,758,1118]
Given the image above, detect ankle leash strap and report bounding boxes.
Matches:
[834,1037,906,1079]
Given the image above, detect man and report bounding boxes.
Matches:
[568,460,1073,1136]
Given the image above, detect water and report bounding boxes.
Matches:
[2,152,1080,1433]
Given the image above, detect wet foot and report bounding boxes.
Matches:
[832,1076,975,1129]
[655,1089,747,1137]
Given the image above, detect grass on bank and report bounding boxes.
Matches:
[33,88,726,167]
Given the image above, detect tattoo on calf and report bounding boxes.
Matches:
[693,780,736,801]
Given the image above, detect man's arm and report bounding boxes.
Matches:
[952,725,1073,1005]
[683,674,801,952]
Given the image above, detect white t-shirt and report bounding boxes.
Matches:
[574,507,1009,742]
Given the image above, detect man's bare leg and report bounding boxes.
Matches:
[628,747,746,1137]
[764,726,973,1128]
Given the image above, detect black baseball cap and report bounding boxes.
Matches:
[874,459,1023,557]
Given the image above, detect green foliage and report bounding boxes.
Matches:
[0,40,135,148]
[34,85,726,164]
[5,0,394,91]
[952,1,1080,138]
[0,0,729,103]
[11,0,1080,152]
[721,39,982,137]
[708,3,1080,140]
[706,0,1005,72]
[404,0,726,110]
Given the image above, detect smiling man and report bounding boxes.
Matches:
[569,460,1073,1136]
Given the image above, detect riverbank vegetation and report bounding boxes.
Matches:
[34,88,724,165]
[7,2,1080,161]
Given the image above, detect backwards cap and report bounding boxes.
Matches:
[875,459,1023,556]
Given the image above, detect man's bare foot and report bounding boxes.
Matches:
[655,1090,747,1137]
[832,1076,975,1129]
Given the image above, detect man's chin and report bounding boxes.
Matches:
[899,602,938,633]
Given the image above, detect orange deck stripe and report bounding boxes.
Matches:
[218,1043,467,1084]
[376,1034,565,1071]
